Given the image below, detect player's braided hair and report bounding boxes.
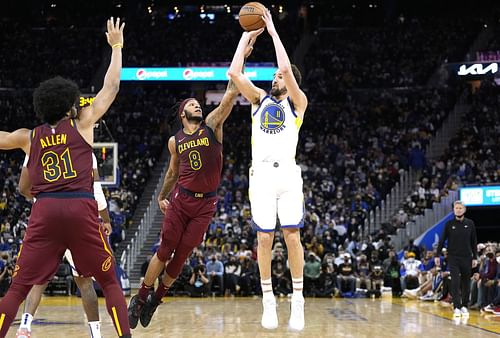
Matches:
[167,101,183,134]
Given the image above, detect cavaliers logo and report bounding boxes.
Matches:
[101,256,112,272]
[260,104,286,134]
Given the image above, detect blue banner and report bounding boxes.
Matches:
[460,186,500,206]
[414,212,453,251]
[120,67,277,81]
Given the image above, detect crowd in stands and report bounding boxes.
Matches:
[387,79,500,230]
[305,18,480,89]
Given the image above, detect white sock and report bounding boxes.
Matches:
[261,278,274,299]
[19,313,33,331]
[88,321,101,338]
[292,277,303,298]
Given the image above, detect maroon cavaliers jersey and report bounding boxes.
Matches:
[175,123,222,193]
[27,118,93,196]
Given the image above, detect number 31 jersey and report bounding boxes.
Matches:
[27,118,93,196]
[175,123,222,193]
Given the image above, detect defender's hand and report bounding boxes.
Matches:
[106,17,125,48]
[158,198,170,214]
[102,222,112,236]
[243,28,264,58]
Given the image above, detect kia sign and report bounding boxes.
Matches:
[457,63,498,76]
[121,67,277,81]
[460,186,500,206]
[448,62,499,78]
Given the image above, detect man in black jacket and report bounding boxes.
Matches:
[437,200,477,318]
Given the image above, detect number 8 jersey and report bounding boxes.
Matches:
[27,118,93,196]
[174,123,222,193]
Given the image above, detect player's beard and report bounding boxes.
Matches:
[271,86,287,97]
[185,110,204,123]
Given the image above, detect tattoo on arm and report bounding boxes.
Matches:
[158,170,178,201]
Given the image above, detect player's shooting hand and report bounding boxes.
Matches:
[158,198,170,214]
[261,9,277,37]
[106,17,125,48]
[102,222,112,236]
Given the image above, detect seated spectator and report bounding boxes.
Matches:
[206,254,224,296]
[356,254,371,290]
[385,254,402,297]
[478,247,498,308]
[272,255,291,296]
[316,263,337,298]
[401,252,423,291]
[238,255,257,296]
[303,252,321,296]
[188,264,211,297]
[224,254,241,296]
[337,253,357,296]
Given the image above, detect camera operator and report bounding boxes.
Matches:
[188,264,211,297]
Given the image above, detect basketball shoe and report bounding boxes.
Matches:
[140,294,162,328]
[289,293,305,331]
[128,294,145,329]
[261,294,278,329]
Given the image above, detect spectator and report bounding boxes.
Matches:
[206,254,224,296]
[188,264,210,297]
[304,252,321,296]
[337,253,357,296]
[224,254,241,296]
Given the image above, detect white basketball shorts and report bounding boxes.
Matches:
[249,161,304,232]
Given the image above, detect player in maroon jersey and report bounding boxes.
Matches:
[0,18,130,338]
[127,31,262,330]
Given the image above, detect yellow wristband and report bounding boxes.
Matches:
[112,43,123,49]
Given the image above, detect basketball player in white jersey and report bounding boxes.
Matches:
[228,9,307,331]
[16,153,111,338]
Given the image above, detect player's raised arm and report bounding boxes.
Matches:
[228,29,266,105]
[79,17,124,130]
[262,10,307,117]
[157,136,180,214]
[0,129,31,153]
[205,80,239,142]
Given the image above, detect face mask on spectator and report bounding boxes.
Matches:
[496,256,500,264]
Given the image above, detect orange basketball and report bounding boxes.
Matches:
[238,2,266,31]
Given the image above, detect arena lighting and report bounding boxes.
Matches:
[51,3,56,8]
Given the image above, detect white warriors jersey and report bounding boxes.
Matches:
[251,95,303,162]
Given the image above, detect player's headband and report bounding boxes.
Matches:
[178,97,197,121]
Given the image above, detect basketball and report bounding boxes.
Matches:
[239,2,266,31]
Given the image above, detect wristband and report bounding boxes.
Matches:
[112,43,123,49]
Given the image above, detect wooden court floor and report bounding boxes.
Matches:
[5,295,500,337]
